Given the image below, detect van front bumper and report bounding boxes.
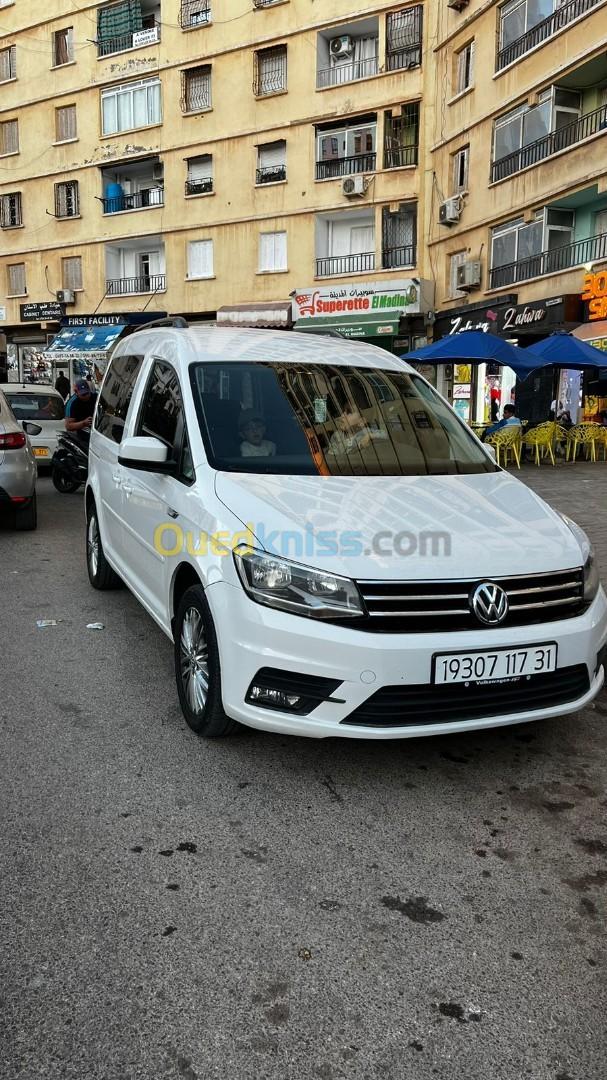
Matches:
[208,581,607,739]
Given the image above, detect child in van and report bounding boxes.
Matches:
[239,411,276,457]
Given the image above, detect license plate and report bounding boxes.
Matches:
[433,643,558,685]
[33,447,49,458]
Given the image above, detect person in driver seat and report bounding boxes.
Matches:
[239,410,276,457]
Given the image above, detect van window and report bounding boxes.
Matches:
[96,354,143,444]
[137,360,183,447]
[190,362,497,476]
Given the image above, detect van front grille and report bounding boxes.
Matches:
[342,664,590,727]
[341,568,586,633]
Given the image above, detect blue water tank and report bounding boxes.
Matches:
[105,182,124,213]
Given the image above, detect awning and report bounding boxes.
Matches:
[43,323,126,360]
[217,301,292,328]
[294,314,399,339]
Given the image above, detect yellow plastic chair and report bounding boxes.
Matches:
[566,423,604,462]
[522,424,556,466]
[485,425,521,469]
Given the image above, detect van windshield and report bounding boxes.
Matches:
[190,362,497,476]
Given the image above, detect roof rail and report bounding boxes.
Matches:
[140,316,189,330]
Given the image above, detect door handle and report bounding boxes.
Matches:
[167,507,179,519]
[122,482,133,496]
[112,472,121,485]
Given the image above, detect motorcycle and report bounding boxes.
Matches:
[51,431,89,494]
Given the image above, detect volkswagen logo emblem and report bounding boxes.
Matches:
[470,582,509,626]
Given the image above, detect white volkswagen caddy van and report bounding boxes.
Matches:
[85,324,607,739]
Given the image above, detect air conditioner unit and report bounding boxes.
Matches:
[330,35,354,58]
[152,162,164,181]
[447,0,469,9]
[456,260,482,291]
[342,175,367,197]
[439,197,461,225]
[56,289,75,304]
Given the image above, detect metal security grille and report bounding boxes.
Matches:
[180,66,211,112]
[0,192,22,228]
[382,205,416,269]
[179,0,211,28]
[386,6,423,71]
[54,180,79,218]
[384,103,420,168]
[253,45,287,95]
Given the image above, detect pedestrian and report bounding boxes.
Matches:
[65,379,97,447]
[55,371,70,400]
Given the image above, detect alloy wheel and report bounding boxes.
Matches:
[180,607,209,715]
[87,514,99,578]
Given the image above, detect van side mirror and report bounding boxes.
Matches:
[118,435,175,474]
[23,421,42,436]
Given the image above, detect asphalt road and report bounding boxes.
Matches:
[1,472,606,1080]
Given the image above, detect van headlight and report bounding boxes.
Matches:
[560,515,600,602]
[233,546,364,619]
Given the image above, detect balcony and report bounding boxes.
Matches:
[317,53,378,89]
[489,231,607,289]
[97,2,161,58]
[316,252,375,277]
[382,245,415,269]
[185,176,213,195]
[497,0,602,71]
[106,274,166,295]
[492,103,607,182]
[101,187,164,214]
[256,164,287,184]
[384,144,418,169]
[316,153,376,180]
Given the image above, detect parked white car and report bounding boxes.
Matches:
[85,325,607,739]
[3,384,65,468]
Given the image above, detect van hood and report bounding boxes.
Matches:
[214,471,585,581]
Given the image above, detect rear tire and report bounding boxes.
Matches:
[52,466,80,494]
[86,502,121,589]
[174,585,237,737]
[14,492,37,531]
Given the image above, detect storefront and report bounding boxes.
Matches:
[432,294,583,423]
[40,311,166,389]
[292,279,433,357]
[3,302,67,383]
[574,268,607,419]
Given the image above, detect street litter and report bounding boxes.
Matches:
[86,622,105,630]
[36,620,58,628]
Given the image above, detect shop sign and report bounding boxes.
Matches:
[292,280,421,321]
[61,312,166,327]
[496,295,580,334]
[20,301,65,322]
[582,270,607,321]
[447,310,499,335]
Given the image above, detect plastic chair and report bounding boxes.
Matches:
[523,424,556,466]
[566,423,604,462]
[485,426,521,469]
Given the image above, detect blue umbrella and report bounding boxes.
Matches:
[522,331,607,373]
[404,329,528,375]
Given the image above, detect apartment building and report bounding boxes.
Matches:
[0,0,434,374]
[425,0,607,422]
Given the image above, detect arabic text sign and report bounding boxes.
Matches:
[293,280,420,321]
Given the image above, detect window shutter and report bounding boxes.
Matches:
[62,257,82,290]
[188,240,213,278]
[56,105,77,142]
[7,263,25,295]
[258,141,285,169]
[188,155,213,180]
[259,231,287,271]
[0,119,18,154]
[0,46,15,81]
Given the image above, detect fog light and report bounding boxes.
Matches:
[249,685,302,710]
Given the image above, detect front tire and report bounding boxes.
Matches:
[86,502,121,589]
[14,492,37,531]
[174,585,237,737]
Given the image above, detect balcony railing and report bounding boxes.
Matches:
[317,53,378,89]
[315,153,376,180]
[316,252,375,277]
[382,245,415,269]
[496,0,602,70]
[383,144,419,169]
[253,0,279,6]
[185,177,213,195]
[256,164,287,184]
[97,21,160,57]
[106,274,166,295]
[492,104,607,182]
[101,188,164,214]
[489,231,607,289]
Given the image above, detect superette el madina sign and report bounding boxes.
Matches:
[293,280,421,320]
